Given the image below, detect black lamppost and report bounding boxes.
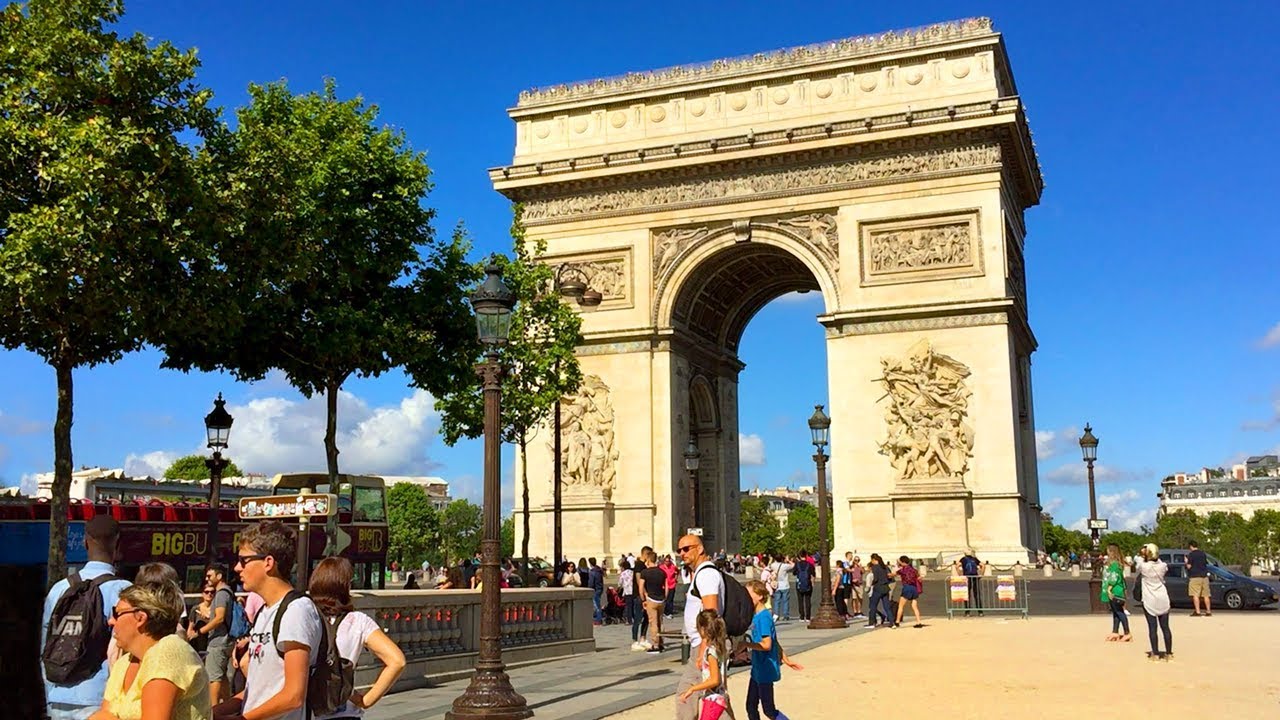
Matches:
[806,405,845,629]
[204,394,233,563]
[447,263,531,720]
[1079,424,1100,548]
[683,438,701,531]
[551,265,600,569]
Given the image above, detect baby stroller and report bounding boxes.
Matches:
[602,587,627,624]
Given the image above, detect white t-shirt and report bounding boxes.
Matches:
[683,561,723,649]
[771,562,794,590]
[313,611,381,720]
[243,594,323,720]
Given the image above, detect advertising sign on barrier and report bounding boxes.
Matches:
[949,576,969,602]
[996,575,1017,601]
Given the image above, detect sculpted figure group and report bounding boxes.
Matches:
[555,375,619,500]
[876,340,976,483]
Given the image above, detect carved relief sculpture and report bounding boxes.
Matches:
[557,258,629,301]
[653,226,712,278]
[876,340,975,484]
[553,375,619,500]
[868,222,971,274]
[776,213,838,268]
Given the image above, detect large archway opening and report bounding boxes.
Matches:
[665,234,832,551]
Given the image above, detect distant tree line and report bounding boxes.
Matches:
[1042,509,1280,570]
[739,497,832,557]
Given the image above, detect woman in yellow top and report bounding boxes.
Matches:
[90,581,211,720]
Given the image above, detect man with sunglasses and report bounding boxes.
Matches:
[41,515,132,720]
[213,520,321,720]
[197,563,236,706]
[675,534,721,720]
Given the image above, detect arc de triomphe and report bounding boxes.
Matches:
[491,18,1044,565]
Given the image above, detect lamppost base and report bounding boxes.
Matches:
[445,666,532,720]
[808,601,847,630]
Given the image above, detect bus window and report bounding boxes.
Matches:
[353,486,386,522]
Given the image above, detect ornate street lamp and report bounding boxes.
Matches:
[448,262,531,720]
[806,405,845,629]
[684,438,701,531]
[551,264,599,569]
[1079,424,1100,548]
[204,394,233,563]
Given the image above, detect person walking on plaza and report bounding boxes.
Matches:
[213,520,323,720]
[43,515,132,720]
[892,556,924,628]
[1136,543,1173,660]
[620,559,644,650]
[740,580,803,720]
[955,549,986,617]
[832,561,850,619]
[768,555,794,622]
[675,534,722,720]
[94,581,210,720]
[196,564,236,706]
[309,557,407,719]
[639,550,667,653]
[865,554,894,628]
[1101,544,1132,643]
[1185,540,1212,617]
[848,556,865,619]
[661,555,679,618]
[793,551,815,621]
[588,558,606,625]
[677,610,731,719]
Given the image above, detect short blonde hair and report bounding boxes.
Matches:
[119,582,184,638]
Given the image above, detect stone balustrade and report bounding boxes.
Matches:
[350,587,596,689]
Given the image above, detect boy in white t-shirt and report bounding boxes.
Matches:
[214,520,322,720]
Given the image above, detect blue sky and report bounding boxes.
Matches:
[2,2,1278,532]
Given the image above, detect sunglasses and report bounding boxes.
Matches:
[112,608,144,620]
[235,554,268,567]
[202,591,214,596]
[678,545,699,554]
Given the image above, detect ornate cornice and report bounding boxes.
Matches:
[520,139,1001,224]
[516,18,995,108]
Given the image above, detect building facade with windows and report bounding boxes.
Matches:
[1158,474,1280,520]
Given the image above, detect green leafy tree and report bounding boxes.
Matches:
[780,502,831,557]
[500,515,516,560]
[1249,509,1280,572]
[439,499,482,566]
[1099,529,1149,555]
[1200,511,1255,568]
[0,0,217,583]
[163,454,243,480]
[740,497,782,556]
[386,482,439,570]
[431,205,583,565]
[1151,510,1203,552]
[161,80,477,555]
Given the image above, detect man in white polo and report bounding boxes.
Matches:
[675,533,721,720]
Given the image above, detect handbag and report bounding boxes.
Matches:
[1130,578,1142,603]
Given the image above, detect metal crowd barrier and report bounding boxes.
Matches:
[943,575,1029,619]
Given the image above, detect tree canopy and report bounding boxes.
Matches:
[740,497,782,556]
[0,0,217,583]
[386,482,439,570]
[163,454,243,480]
[439,499,483,566]
[780,502,831,557]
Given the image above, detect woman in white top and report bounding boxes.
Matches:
[308,557,408,719]
[1135,543,1173,660]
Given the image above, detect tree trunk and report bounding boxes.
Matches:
[322,378,342,557]
[519,433,531,583]
[46,360,74,589]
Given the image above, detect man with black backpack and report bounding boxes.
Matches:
[214,520,322,720]
[41,515,132,720]
[676,534,721,720]
[199,564,240,706]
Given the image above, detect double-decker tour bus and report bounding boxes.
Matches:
[0,473,389,591]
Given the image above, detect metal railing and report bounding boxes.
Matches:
[943,575,1029,619]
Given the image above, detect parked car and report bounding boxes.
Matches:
[1145,549,1280,610]
[508,557,556,587]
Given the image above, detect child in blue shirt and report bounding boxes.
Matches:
[739,580,803,720]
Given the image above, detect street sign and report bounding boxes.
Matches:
[1088,518,1109,530]
[687,527,704,536]
[238,494,337,520]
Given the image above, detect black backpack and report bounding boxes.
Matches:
[42,571,118,684]
[273,591,355,717]
[689,563,754,636]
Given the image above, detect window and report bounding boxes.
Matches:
[1219,490,1229,498]
[1186,491,1198,499]
[1165,564,1186,579]
[353,486,386,522]
[1171,491,1182,499]
[1232,489,1242,497]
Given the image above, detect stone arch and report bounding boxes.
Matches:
[654,223,839,349]
[688,375,719,431]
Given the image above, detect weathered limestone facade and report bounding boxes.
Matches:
[492,18,1044,565]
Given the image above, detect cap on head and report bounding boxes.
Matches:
[1143,543,1159,557]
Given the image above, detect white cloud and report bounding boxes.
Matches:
[1069,488,1158,532]
[774,291,822,305]
[1257,322,1280,349]
[1041,497,1064,516]
[1241,391,1280,432]
[1035,426,1080,461]
[20,473,39,495]
[739,433,766,466]
[123,450,180,478]
[0,410,44,435]
[1043,463,1152,486]
[124,389,444,479]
